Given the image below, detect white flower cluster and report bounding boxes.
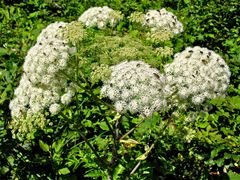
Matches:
[78,6,123,29]
[101,61,167,117]
[143,8,183,34]
[9,22,77,120]
[101,47,230,115]
[164,46,231,107]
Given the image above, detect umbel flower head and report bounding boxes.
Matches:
[101,61,167,117]
[78,6,123,29]
[164,46,231,108]
[143,8,183,34]
[9,22,82,139]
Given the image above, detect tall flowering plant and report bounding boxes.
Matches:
[7,6,233,179]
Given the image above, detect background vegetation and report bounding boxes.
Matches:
[0,0,239,179]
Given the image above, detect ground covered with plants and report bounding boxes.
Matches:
[0,0,239,179]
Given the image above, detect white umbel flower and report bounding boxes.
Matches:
[49,103,61,115]
[10,22,78,118]
[143,8,183,34]
[164,46,231,107]
[9,21,83,139]
[61,92,73,105]
[101,60,166,117]
[78,6,123,29]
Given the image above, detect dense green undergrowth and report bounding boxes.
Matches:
[0,0,239,179]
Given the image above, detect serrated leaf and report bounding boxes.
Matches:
[39,140,49,152]
[0,48,8,56]
[84,170,102,178]
[58,167,70,175]
[0,166,9,175]
[198,121,209,129]
[99,121,109,131]
[7,156,14,167]
[216,158,224,167]
[113,164,125,179]
[228,171,240,180]
[229,96,240,109]
[82,119,93,127]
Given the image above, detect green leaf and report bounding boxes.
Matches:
[99,121,109,131]
[58,167,70,175]
[197,121,209,129]
[210,97,225,106]
[82,119,93,127]
[0,166,9,175]
[229,96,240,109]
[84,170,103,178]
[215,158,224,167]
[52,139,65,153]
[39,140,50,152]
[228,171,240,180]
[0,48,8,56]
[113,164,125,179]
[7,156,14,167]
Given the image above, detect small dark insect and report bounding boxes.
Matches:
[186,50,193,58]
[43,52,46,56]
[200,50,203,54]
[39,42,42,45]
[192,75,195,78]
[59,25,63,28]
[136,63,141,67]
[153,73,160,79]
[186,54,192,58]
[49,42,53,45]
[220,64,225,68]
[146,19,150,23]
[202,59,208,65]
[110,83,113,87]
[217,58,219,62]
[208,51,211,56]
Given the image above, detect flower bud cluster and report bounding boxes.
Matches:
[78,6,123,29]
[90,64,111,84]
[146,31,174,43]
[101,61,167,117]
[143,8,183,34]
[61,21,87,45]
[164,46,231,107]
[155,47,174,57]
[9,22,79,138]
[128,11,145,24]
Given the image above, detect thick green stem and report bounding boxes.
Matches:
[120,117,145,140]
